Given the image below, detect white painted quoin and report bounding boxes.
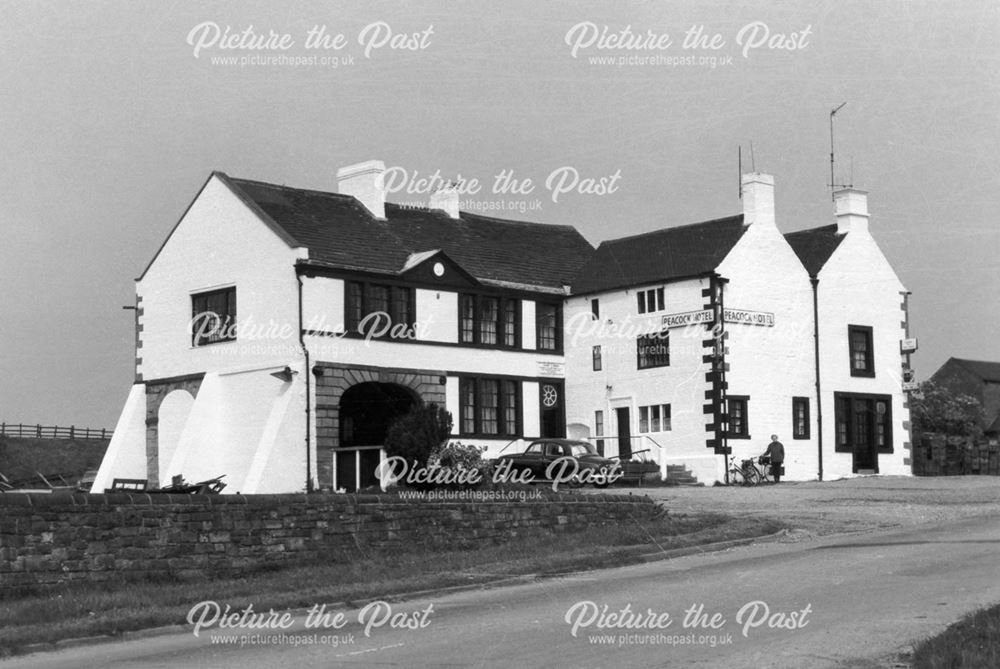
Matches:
[95,163,913,493]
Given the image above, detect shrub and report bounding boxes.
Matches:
[426,441,494,490]
[910,380,986,438]
[383,403,453,471]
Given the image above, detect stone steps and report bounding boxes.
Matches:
[665,464,703,487]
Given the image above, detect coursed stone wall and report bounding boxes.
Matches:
[0,492,660,592]
[313,363,448,489]
[912,433,1000,476]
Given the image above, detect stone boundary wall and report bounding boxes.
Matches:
[912,433,1000,476]
[0,492,661,592]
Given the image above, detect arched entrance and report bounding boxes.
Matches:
[336,382,419,491]
[157,389,195,486]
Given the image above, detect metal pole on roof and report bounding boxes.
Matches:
[738,146,742,200]
[830,102,847,200]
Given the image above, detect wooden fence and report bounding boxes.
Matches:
[0,423,113,441]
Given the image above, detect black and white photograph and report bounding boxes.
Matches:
[1,1,998,667]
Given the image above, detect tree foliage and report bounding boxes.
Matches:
[383,403,453,469]
[424,441,494,490]
[909,380,985,438]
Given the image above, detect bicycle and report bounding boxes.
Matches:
[728,456,771,486]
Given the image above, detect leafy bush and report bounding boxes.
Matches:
[910,380,986,438]
[426,441,494,490]
[383,403,453,470]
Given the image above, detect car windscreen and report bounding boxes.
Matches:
[569,443,597,457]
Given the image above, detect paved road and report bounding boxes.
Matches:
[7,512,1000,669]
[643,476,1000,536]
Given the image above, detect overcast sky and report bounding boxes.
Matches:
[1,0,997,428]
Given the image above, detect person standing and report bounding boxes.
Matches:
[761,434,785,483]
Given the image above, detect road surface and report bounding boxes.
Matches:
[7,512,1000,668]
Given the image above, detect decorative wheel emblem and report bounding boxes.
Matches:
[542,385,558,407]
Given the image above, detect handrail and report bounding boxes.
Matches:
[582,434,666,450]
[499,434,665,454]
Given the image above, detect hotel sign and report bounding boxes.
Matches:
[900,338,918,353]
[660,308,775,328]
[723,309,775,327]
[661,309,714,328]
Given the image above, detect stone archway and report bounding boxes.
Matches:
[312,364,447,491]
[335,382,419,492]
[157,389,195,485]
[145,374,204,487]
[339,382,418,448]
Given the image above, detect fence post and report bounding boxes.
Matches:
[102,428,107,439]
[36,424,41,437]
[1,422,4,437]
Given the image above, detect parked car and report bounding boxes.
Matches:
[494,439,619,488]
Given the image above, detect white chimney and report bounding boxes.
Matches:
[429,184,460,219]
[834,188,869,235]
[337,160,386,219]
[741,173,775,228]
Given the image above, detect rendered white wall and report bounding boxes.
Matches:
[416,289,458,343]
[816,228,910,478]
[242,373,307,493]
[302,277,344,334]
[162,373,224,486]
[716,222,817,481]
[522,381,541,441]
[565,221,818,485]
[306,334,560,379]
[92,385,147,492]
[522,301,537,350]
[564,277,709,473]
[163,365,308,493]
[138,175,306,381]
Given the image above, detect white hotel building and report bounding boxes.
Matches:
[94,162,913,493]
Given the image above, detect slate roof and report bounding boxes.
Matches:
[569,215,747,295]
[783,224,846,277]
[987,414,1000,434]
[947,358,1000,383]
[222,174,594,293]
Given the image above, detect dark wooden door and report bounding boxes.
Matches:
[616,407,632,460]
[539,382,565,438]
[852,398,877,472]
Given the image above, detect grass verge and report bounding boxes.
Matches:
[911,603,1000,668]
[0,511,783,656]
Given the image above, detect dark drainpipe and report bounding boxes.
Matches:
[811,276,823,481]
[296,271,314,493]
